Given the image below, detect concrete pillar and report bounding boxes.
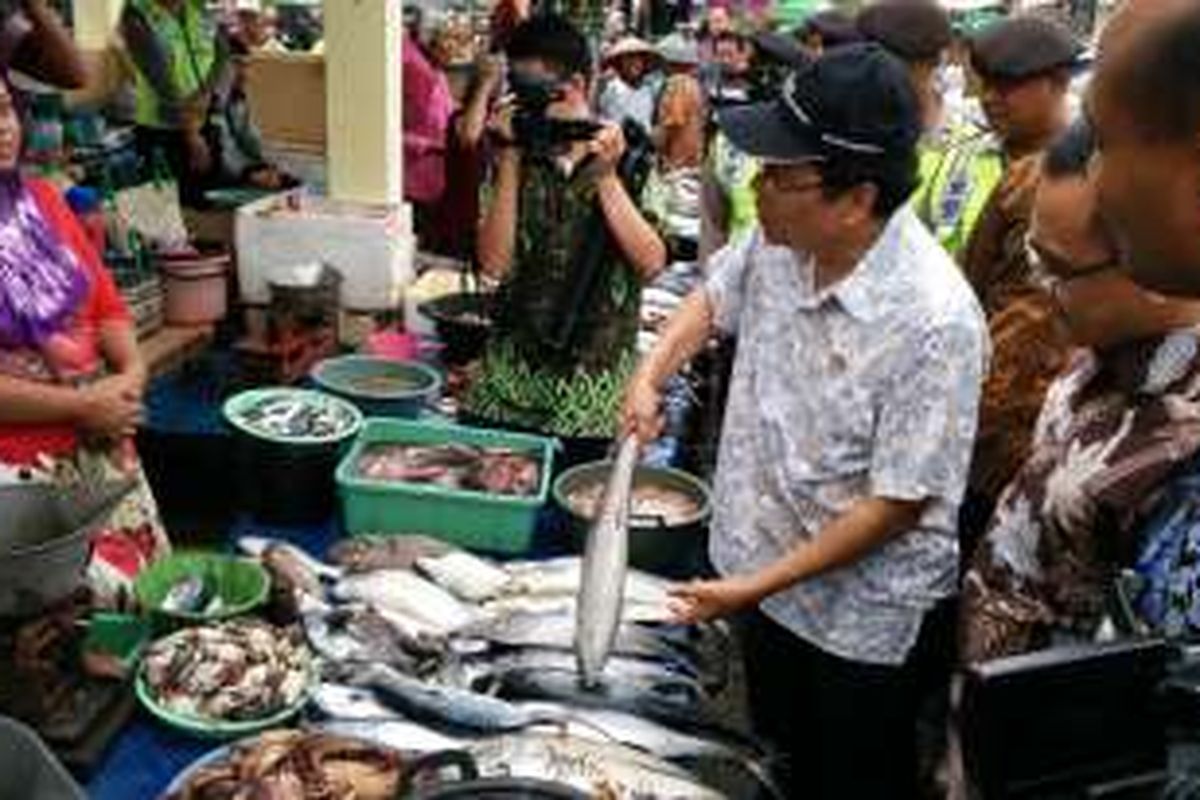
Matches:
[71,0,124,50]
[322,0,404,207]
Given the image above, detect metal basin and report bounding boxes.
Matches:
[0,480,135,616]
[553,461,712,577]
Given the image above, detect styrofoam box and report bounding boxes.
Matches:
[235,190,415,311]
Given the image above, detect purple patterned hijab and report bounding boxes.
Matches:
[0,169,89,352]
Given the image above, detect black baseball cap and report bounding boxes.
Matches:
[717,42,920,164]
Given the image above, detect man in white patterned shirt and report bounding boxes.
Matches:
[624,44,988,799]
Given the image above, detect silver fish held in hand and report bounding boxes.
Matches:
[576,436,640,686]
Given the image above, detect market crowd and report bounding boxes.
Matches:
[1,0,1200,797]
[397,0,1200,796]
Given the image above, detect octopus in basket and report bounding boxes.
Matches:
[167,729,404,800]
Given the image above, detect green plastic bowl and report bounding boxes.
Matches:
[222,388,364,446]
[134,552,270,625]
[84,613,153,674]
[135,626,313,740]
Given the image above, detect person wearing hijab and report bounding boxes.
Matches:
[0,78,169,608]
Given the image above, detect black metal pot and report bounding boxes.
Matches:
[401,750,589,800]
[418,292,494,367]
[552,461,712,578]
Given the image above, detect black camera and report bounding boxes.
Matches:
[507,71,601,156]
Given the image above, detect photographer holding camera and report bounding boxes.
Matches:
[467,14,667,444]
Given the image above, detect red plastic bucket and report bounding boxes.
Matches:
[160,254,229,326]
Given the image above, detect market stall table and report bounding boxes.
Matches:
[139,325,216,380]
[85,516,338,800]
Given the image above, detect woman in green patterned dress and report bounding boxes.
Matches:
[467,14,666,444]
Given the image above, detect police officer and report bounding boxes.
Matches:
[961,15,1082,311]
[911,14,1080,265]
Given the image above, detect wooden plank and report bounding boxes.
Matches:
[139,325,215,379]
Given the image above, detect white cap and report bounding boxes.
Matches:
[235,0,263,12]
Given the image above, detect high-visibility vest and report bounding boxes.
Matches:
[128,0,217,129]
[710,131,759,242]
[913,125,1005,262]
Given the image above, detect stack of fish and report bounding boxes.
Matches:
[233,535,774,799]
[354,442,542,497]
[234,393,358,440]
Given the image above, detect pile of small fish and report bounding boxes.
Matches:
[165,729,404,800]
[566,482,702,527]
[160,574,224,616]
[345,373,425,394]
[142,619,311,722]
[227,535,773,799]
[234,393,358,440]
[355,443,541,496]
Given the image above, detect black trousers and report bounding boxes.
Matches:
[134,125,212,207]
[741,607,950,800]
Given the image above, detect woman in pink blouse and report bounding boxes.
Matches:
[403,24,454,218]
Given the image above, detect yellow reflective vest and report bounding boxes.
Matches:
[127,0,218,129]
[913,124,1005,262]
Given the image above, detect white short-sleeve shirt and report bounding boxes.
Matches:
[706,206,989,665]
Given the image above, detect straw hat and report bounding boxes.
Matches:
[604,36,661,64]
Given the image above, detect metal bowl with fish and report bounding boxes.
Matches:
[136,618,314,739]
[160,729,406,799]
[311,355,443,419]
[553,462,712,577]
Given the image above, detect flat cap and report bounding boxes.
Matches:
[753,30,809,67]
[604,35,660,63]
[798,10,861,49]
[970,16,1083,81]
[856,1,952,62]
[656,32,700,66]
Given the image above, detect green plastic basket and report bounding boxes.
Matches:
[336,418,556,554]
[135,626,312,740]
[134,552,270,626]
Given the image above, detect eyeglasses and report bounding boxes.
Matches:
[755,166,824,195]
[1025,233,1118,296]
